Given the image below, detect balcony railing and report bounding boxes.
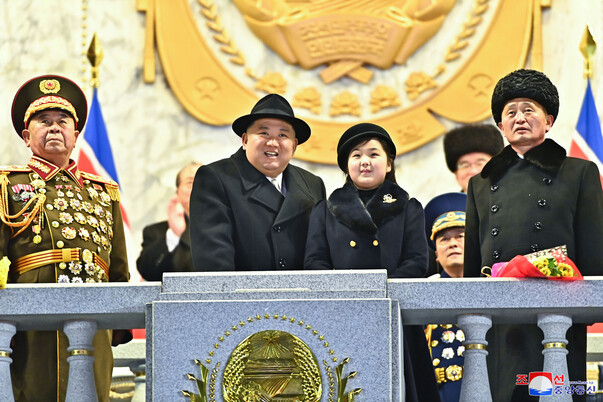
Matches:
[1,273,602,401]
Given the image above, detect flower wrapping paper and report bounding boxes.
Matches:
[488,245,583,281]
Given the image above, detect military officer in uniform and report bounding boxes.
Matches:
[465,69,603,401]
[0,75,130,401]
[424,192,467,402]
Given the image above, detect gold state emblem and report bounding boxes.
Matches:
[232,0,456,84]
[141,0,545,164]
[222,330,321,401]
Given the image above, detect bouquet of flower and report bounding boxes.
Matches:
[485,245,583,281]
[0,256,9,289]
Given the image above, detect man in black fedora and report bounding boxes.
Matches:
[190,94,326,271]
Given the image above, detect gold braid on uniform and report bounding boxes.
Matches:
[0,172,46,237]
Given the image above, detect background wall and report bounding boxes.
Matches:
[1,0,602,273]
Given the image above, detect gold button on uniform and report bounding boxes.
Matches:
[349,241,356,247]
[373,240,379,246]
[56,241,64,248]
[433,358,440,367]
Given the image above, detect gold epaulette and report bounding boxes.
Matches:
[81,172,121,202]
[0,165,32,173]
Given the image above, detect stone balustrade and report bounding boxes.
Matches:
[0,273,602,400]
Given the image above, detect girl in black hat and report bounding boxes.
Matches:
[304,122,439,401]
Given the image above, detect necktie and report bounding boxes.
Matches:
[270,178,281,194]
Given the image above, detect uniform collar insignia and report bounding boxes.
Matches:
[27,156,83,187]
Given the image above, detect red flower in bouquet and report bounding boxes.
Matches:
[486,245,583,280]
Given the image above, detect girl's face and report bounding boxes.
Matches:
[347,139,392,190]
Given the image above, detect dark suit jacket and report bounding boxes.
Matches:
[465,139,603,401]
[190,147,326,271]
[136,221,194,281]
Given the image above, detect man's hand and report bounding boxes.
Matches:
[167,195,187,237]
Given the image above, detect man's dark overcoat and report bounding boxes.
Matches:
[465,139,603,401]
[190,147,325,271]
[136,221,194,281]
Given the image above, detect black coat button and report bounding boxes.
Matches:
[273,226,281,232]
[491,185,499,192]
[542,178,552,185]
[538,199,547,207]
[491,205,499,213]
[534,222,543,230]
[530,244,539,252]
[278,257,286,268]
[493,250,501,259]
[491,228,499,236]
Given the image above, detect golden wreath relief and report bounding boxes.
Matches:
[141,0,544,164]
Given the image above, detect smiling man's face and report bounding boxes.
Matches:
[242,118,298,178]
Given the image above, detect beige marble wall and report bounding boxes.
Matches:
[1,0,602,268]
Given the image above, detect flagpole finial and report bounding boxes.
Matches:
[580,26,596,79]
[87,33,104,88]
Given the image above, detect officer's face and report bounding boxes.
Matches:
[22,109,79,167]
[242,118,298,178]
[434,227,465,276]
[454,152,492,193]
[347,139,392,191]
[498,98,553,154]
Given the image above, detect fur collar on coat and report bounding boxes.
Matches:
[327,180,409,235]
[480,138,566,183]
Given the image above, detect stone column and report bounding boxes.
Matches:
[0,321,16,402]
[63,320,98,402]
[130,361,146,402]
[537,314,572,402]
[458,314,492,402]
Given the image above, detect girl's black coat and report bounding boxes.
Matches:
[304,180,428,278]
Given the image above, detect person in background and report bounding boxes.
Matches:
[190,94,325,271]
[304,122,438,402]
[424,192,467,402]
[0,75,130,401]
[465,68,603,401]
[443,124,504,193]
[137,162,201,281]
[424,124,504,277]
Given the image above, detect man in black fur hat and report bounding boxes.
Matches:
[464,69,603,401]
[190,94,325,271]
[443,124,504,192]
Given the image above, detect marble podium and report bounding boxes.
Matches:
[146,270,403,401]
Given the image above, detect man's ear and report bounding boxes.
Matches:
[241,132,248,150]
[74,130,80,142]
[291,138,298,156]
[22,130,32,148]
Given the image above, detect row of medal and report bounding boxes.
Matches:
[57,260,108,284]
[15,173,115,253]
[431,326,465,366]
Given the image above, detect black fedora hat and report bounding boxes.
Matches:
[11,74,88,137]
[336,123,396,172]
[232,94,311,144]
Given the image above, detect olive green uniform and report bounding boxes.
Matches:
[0,156,129,401]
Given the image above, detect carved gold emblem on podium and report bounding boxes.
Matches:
[183,315,362,401]
[140,0,547,164]
[222,330,321,401]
